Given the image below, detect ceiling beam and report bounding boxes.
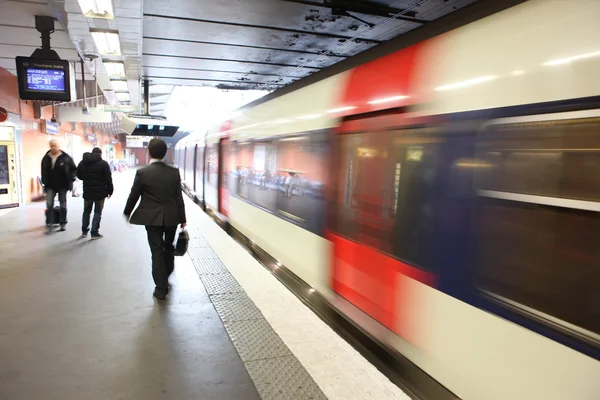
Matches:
[143,75,286,86]
[143,65,288,78]
[143,52,323,70]
[143,13,383,43]
[142,36,348,58]
[280,0,428,24]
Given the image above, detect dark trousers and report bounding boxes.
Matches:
[82,198,105,235]
[145,226,177,292]
[46,188,67,225]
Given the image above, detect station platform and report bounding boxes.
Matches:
[0,169,409,400]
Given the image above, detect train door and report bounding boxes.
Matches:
[218,137,230,216]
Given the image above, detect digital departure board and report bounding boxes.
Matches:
[15,57,72,101]
[26,68,66,92]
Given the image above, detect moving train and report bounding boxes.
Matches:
[175,1,600,398]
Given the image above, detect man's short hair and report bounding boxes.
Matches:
[92,147,102,155]
[148,138,167,159]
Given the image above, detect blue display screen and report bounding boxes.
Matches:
[26,68,66,92]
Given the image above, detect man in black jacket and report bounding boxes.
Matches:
[41,139,77,232]
[124,138,187,300]
[77,147,113,239]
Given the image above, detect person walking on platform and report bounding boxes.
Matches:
[123,138,187,300]
[77,147,113,240]
[41,139,77,233]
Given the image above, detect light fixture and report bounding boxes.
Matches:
[103,61,125,78]
[77,0,114,19]
[115,92,130,102]
[90,29,121,56]
[367,95,409,105]
[435,76,496,92]
[543,50,600,66]
[327,106,357,113]
[296,114,322,120]
[110,79,128,92]
[511,70,526,76]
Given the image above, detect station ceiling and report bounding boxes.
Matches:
[2,0,505,118]
[141,0,480,93]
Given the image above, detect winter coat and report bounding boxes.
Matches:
[41,151,77,191]
[76,152,114,200]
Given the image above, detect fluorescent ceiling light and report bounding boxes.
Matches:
[435,76,496,91]
[103,61,125,78]
[543,51,600,66]
[297,114,322,120]
[327,106,357,113]
[116,92,130,102]
[511,70,526,76]
[90,29,121,56]
[77,0,114,19]
[367,95,408,105]
[110,80,128,92]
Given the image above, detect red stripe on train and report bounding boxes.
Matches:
[328,232,436,339]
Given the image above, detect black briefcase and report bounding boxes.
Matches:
[174,229,189,256]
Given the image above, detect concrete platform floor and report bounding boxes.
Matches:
[0,171,260,400]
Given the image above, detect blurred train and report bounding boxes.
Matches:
[175,1,600,398]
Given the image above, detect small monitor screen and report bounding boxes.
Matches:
[26,68,66,92]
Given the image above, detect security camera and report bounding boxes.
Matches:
[82,104,91,115]
[50,116,57,123]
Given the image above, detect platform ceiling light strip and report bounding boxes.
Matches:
[103,61,126,78]
[327,106,357,113]
[77,0,114,19]
[543,50,600,66]
[110,80,128,92]
[367,95,409,105]
[90,29,121,56]
[434,75,497,91]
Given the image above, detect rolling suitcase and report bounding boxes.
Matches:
[45,206,67,225]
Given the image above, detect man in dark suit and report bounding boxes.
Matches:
[123,138,187,300]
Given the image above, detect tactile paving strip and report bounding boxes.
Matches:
[186,223,328,400]
[210,292,263,322]
[193,257,228,275]
[246,356,328,400]
[223,318,293,362]
[192,246,220,259]
[200,272,243,295]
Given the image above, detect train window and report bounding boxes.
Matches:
[184,145,196,187]
[474,115,600,338]
[332,132,393,250]
[331,127,441,271]
[390,128,442,270]
[229,132,327,235]
[207,145,218,187]
[195,146,205,194]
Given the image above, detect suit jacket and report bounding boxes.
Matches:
[123,162,186,227]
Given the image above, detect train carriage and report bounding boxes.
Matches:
[175,1,600,398]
